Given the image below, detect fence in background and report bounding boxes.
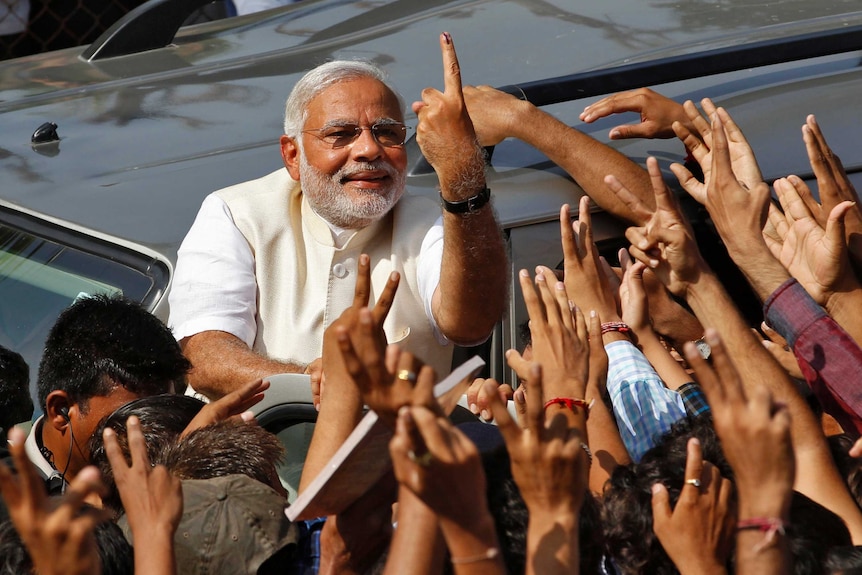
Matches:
[0,0,229,60]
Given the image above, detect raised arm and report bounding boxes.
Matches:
[609,122,862,541]
[180,331,304,400]
[463,85,654,225]
[413,33,507,344]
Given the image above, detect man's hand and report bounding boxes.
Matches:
[561,195,622,321]
[610,158,706,297]
[104,416,183,541]
[756,323,804,380]
[319,253,399,410]
[305,358,324,408]
[413,32,485,198]
[651,438,732,575]
[507,266,590,407]
[0,427,107,575]
[389,400,486,525]
[670,100,764,206]
[462,85,530,147]
[336,319,439,427]
[695,111,772,258]
[802,115,862,265]
[685,330,794,519]
[767,176,856,306]
[579,88,691,140]
[181,377,268,438]
[465,377,513,422]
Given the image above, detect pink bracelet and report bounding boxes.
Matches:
[601,321,630,335]
[737,517,787,553]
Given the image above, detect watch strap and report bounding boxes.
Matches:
[440,186,491,214]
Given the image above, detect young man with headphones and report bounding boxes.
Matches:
[6,294,190,499]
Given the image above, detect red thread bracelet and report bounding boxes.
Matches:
[544,397,590,418]
[737,517,787,553]
[601,321,630,335]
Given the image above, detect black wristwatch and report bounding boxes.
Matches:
[440,186,491,214]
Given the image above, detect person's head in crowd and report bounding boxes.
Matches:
[603,414,730,575]
[604,415,852,574]
[280,60,408,230]
[0,345,32,443]
[0,511,134,575]
[36,293,191,480]
[824,545,862,574]
[828,434,862,512]
[87,394,205,515]
[161,419,287,497]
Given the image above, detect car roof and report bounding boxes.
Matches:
[1,0,862,301]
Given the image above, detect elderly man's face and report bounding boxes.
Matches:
[282,77,407,229]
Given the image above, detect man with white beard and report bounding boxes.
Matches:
[168,34,507,401]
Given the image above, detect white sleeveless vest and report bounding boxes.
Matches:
[215,169,453,377]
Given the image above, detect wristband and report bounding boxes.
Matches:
[737,517,787,553]
[601,321,630,335]
[543,397,591,418]
[440,186,491,214]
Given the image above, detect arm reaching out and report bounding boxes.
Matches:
[580,88,692,140]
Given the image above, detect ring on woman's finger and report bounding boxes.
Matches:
[684,478,702,488]
[397,369,417,383]
[407,449,433,467]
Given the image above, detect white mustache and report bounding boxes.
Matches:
[335,162,399,182]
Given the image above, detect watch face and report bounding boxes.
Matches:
[695,339,711,359]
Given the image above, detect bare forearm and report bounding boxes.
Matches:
[439,513,505,575]
[133,530,177,575]
[585,381,630,494]
[181,330,303,399]
[686,273,862,541]
[300,375,364,493]
[383,488,445,575]
[734,498,791,575]
[511,106,654,225]
[525,511,580,575]
[436,207,508,344]
[637,329,691,390]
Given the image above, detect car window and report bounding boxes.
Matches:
[0,219,164,412]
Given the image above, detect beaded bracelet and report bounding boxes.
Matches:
[737,517,787,553]
[543,397,591,419]
[601,321,630,335]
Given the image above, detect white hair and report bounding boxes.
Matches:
[283,60,405,137]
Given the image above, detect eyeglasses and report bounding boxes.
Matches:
[301,122,409,148]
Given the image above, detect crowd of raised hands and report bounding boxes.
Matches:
[5,87,862,575]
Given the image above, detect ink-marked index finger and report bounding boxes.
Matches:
[439,32,463,95]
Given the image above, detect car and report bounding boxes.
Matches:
[2,0,862,497]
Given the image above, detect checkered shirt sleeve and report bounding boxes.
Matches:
[605,340,687,462]
[677,382,711,417]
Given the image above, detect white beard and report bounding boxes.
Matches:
[299,153,405,229]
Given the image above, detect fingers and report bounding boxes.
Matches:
[560,204,579,268]
[709,112,733,187]
[413,365,441,416]
[519,269,547,328]
[523,364,545,435]
[580,92,641,123]
[760,322,788,347]
[679,437,704,505]
[646,157,676,213]
[683,99,711,143]
[670,161,707,205]
[825,200,856,249]
[850,436,862,458]
[485,378,520,445]
[352,254,372,309]
[6,426,46,513]
[439,32,462,95]
[650,482,673,528]
[604,174,655,224]
[372,270,401,324]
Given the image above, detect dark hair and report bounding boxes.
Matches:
[161,419,285,491]
[603,414,850,575]
[825,545,862,574]
[87,394,205,515]
[0,509,133,575]
[36,294,190,412]
[602,414,730,575]
[0,346,32,439]
[828,434,862,512]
